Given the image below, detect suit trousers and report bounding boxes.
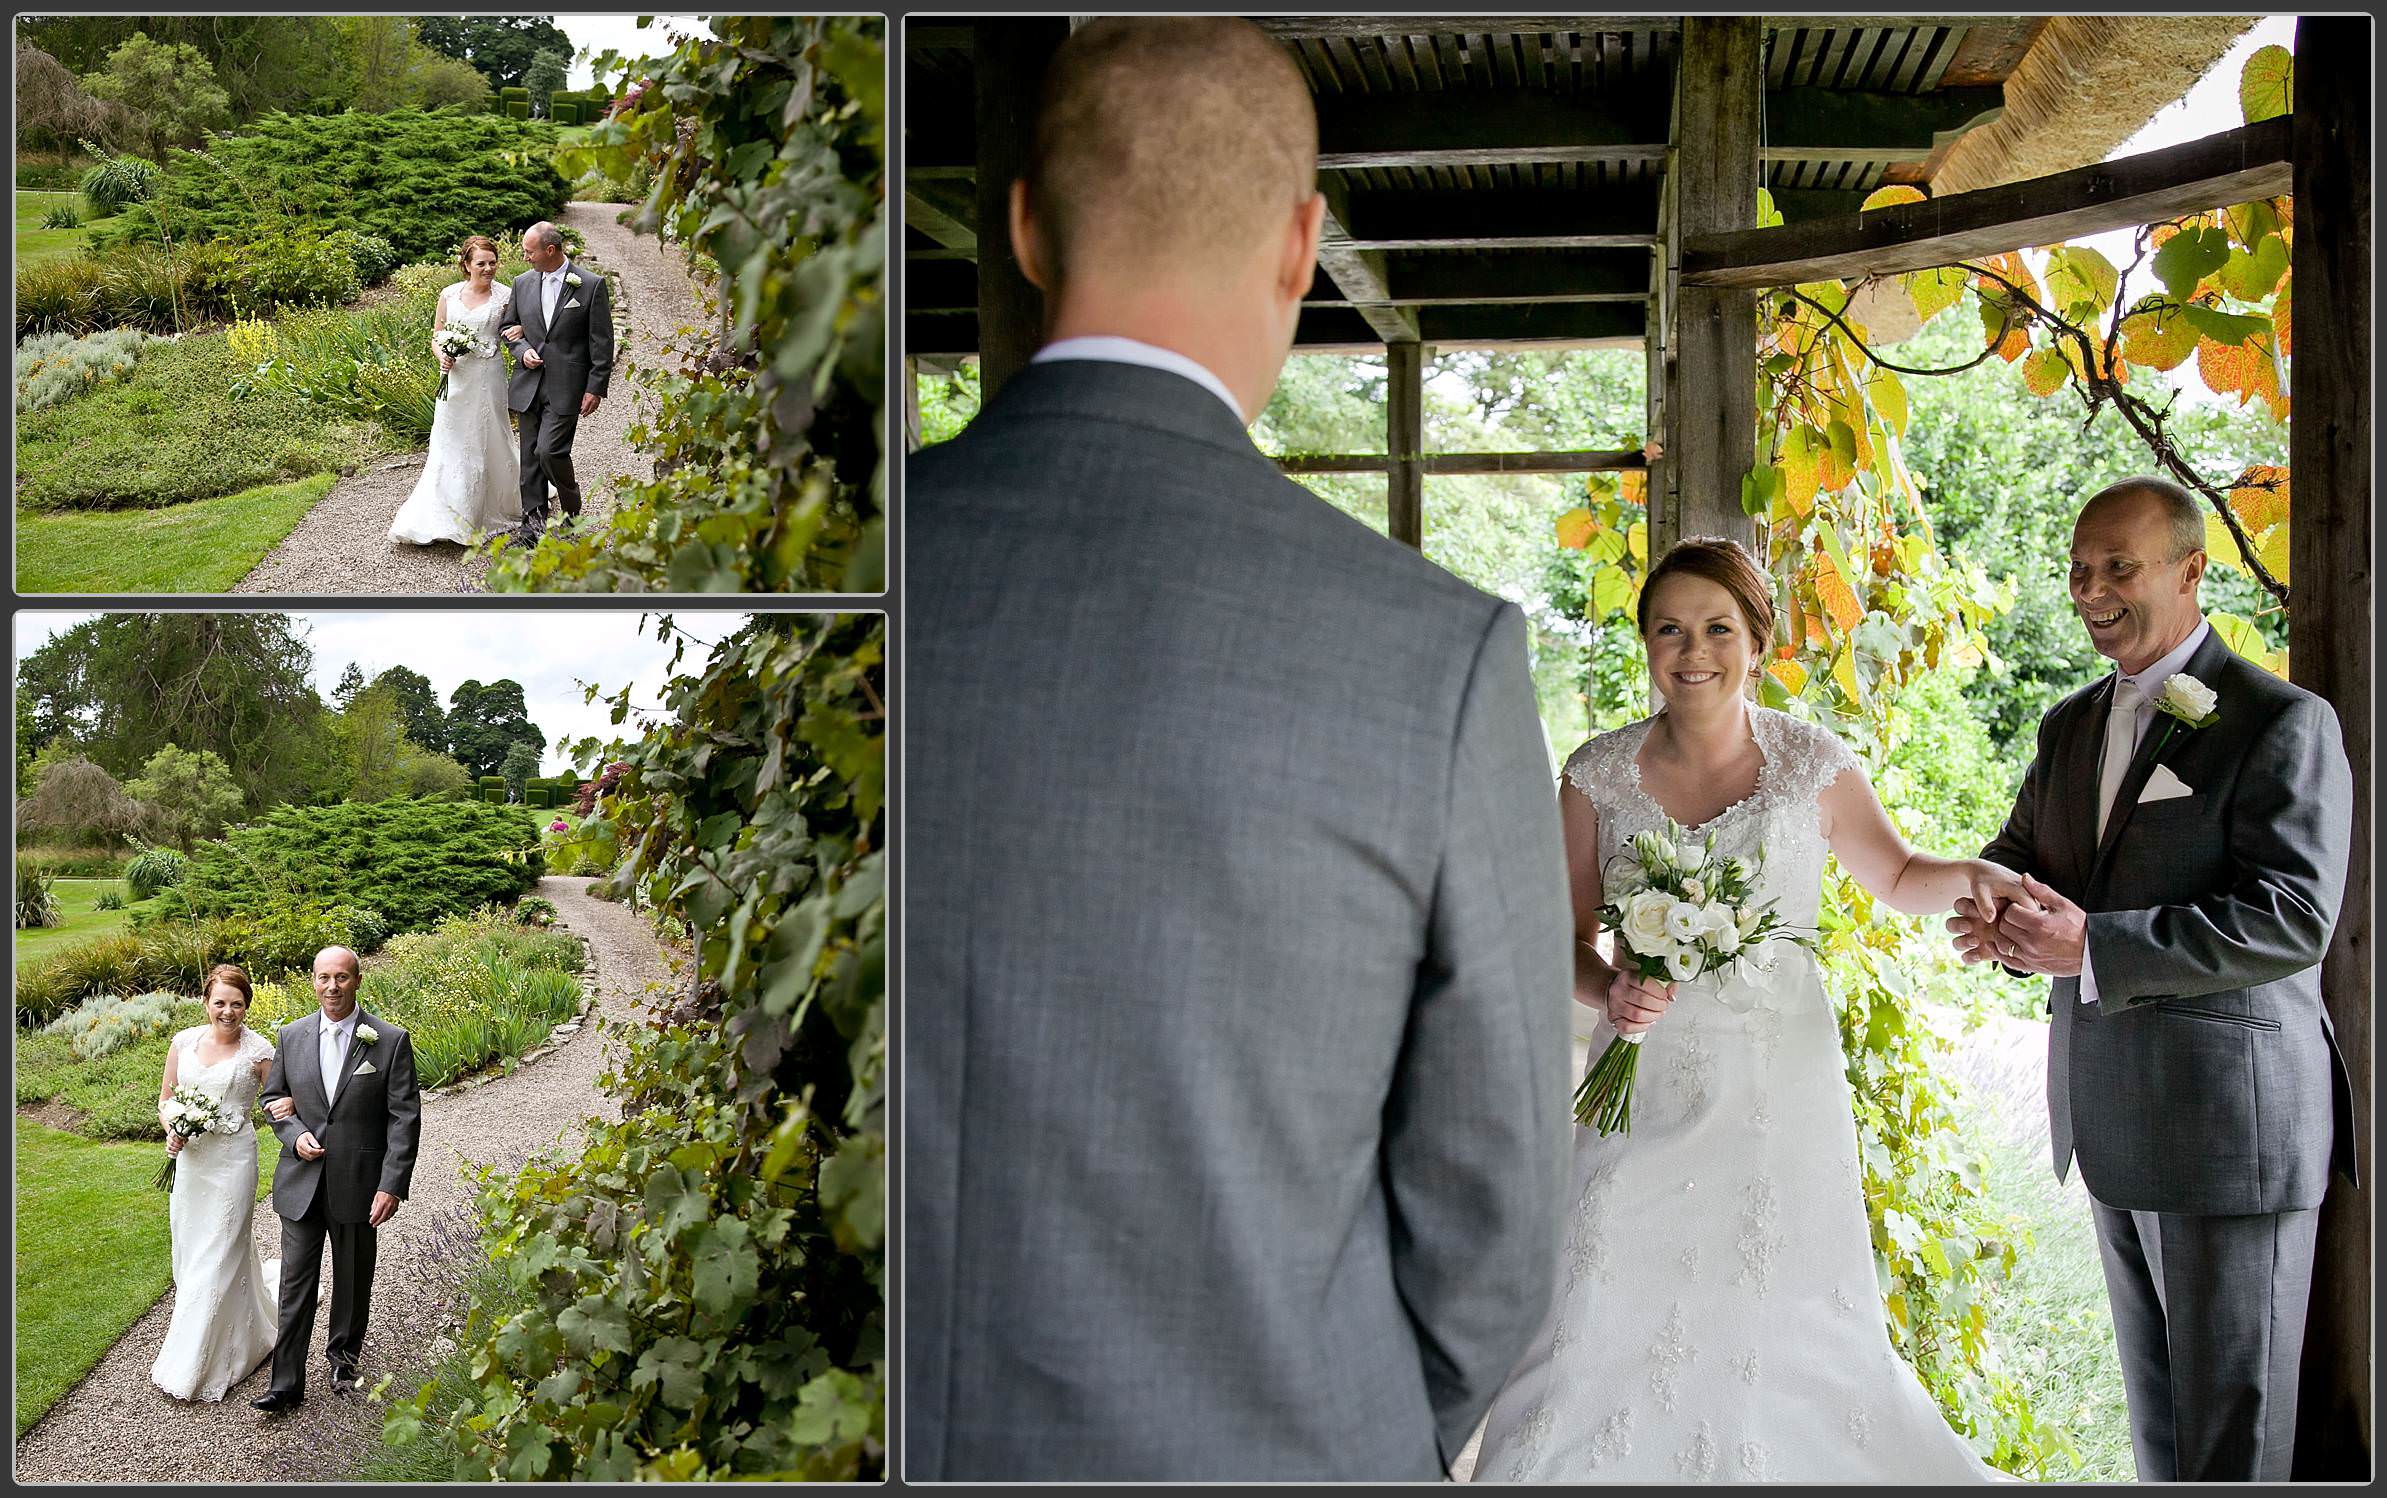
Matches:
[269,1190,378,1398]
[2089,1198,2318,1480]
[517,387,582,520]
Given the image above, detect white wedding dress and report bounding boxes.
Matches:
[388,280,522,545]
[1472,707,2003,1482]
[149,1026,280,1403]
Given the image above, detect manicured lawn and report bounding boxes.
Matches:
[12,880,166,971]
[15,474,338,594]
[13,1121,280,1436]
[13,189,121,269]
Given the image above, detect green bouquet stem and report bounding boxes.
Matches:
[1572,1031,1644,1135]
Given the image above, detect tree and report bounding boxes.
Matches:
[337,682,410,802]
[14,755,158,847]
[20,17,346,119]
[445,678,545,780]
[125,743,246,851]
[414,16,573,93]
[15,690,36,797]
[409,48,491,111]
[332,662,368,712]
[15,40,127,162]
[334,15,418,114]
[520,46,569,117]
[80,31,231,163]
[396,743,474,799]
[372,666,447,757]
[499,741,541,803]
[15,613,338,811]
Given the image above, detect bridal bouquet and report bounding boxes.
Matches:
[1573,822,1811,1135]
[154,1085,233,1190]
[431,324,481,400]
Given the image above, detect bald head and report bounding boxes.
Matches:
[2080,476,2203,562]
[312,944,361,1019]
[1025,18,1317,288]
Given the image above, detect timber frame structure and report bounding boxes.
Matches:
[901,18,2372,1477]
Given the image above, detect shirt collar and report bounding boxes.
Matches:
[323,1008,358,1038]
[1031,335,1247,425]
[2119,618,2212,698]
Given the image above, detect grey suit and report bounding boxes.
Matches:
[1984,626,2355,1479]
[259,1007,422,1399]
[907,360,1575,1480]
[505,258,615,523]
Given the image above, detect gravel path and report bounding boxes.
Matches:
[12,877,679,1483]
[233,201,710,595]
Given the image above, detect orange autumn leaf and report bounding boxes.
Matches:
[1555,507,1597,549]
[1814,554,1865,632]
[2022,346,2070,396]
[1996,322,2032,363]
[2227,466,2290,534]
[2196,333,2282,410]
[2121,307,2199,371]
[1767,657,1810,695]
[2274,284,2292,356]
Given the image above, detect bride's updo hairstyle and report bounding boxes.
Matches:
[456,234,500,273]
[203,963,254,1008]
[1636,536,1776,685]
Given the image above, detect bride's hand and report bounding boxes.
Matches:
[165,1132,186,1155]
[500,324,523,341]
[1964,860,2034,924]
[438,354,455,372]
[1604,968,1677,1036]
[265,1096,296,1122]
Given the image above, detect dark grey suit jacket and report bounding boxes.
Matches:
[260,1008,422,1223]
[907,360,1575,1480]
[505,259,614,413]
[1985,627,2355,1214]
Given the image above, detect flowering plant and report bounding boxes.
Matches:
[1572,820,1812,1135]
[154,1083,235,1189]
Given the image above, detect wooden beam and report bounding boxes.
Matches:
[897,304,1656,360]
[1762,85,2002,161]
[1336,185,1659,249]
[1683,116,2296,289]
[1277,449,1648,476]
[970,19,1066,399]
[904,186,976,253]
[2288,17,2371,1482]
[1386,340,1424,549]
[1315,178,1419,342]
[1662,16,1762,555]
[1303,250,1652,307]
[1318,89,1667,170]
[1252,17,1677,42]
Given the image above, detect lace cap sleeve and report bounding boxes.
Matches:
[1771,710,1865,806]
[241,1027,278,1064]
[1560,720,1649,811]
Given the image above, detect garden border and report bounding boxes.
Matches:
[416,931,598,1103]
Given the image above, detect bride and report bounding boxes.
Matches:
[388,234,521,546]
[149,964,280,1402]
[1472,538,2024,1482]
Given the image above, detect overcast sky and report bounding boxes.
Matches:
[11,610,813,778]
[551,14,714,89]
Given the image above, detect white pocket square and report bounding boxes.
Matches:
[352,1061,377,1076]
[2139,764,2194,803]
[562,297,582,310]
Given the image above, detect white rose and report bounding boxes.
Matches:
[1620,890,1676,955]
[2160,673,2218,721]
[1665,946,1703,983]
[1664,900,1706,946]
[1701,903,1739,945]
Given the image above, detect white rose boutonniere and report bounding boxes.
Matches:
[354,1024,379,1047]
[564,271,582,288]
[2150,672,2219,752]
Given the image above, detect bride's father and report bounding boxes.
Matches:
[908,18,1573,1481]
[253,946,422,1413]
[500,221,614,541]
[1953,478,2355,1480]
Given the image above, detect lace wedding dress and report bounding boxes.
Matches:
[388,281,522,545]
[1472,706,2003,1482]
[149,1026,280,1402]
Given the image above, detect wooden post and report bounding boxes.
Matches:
[972,19,1067,400]
[2289,15,2371,1480]
[902,354,924,451]
[1660,16,1761,555]
[1387,340,1425,549]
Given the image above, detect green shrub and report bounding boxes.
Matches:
[336,230,402,286]
[246,291,444,444]
[504,99,530,121]
[513,896,558,927]
[15,1004,212,1139]
[16,861,64,930]
[184,230,360,315]
[14,331,391,511]
[124,844,187,901]
[206,903,392,979]
[46,990,182,1061]
[79,151,159,214]
[18,159,90,190]
[108,111,568,264]
[19,931,152,1021]
[14,258,109,340]
[182,799,543,933]
[15,847,127,880]
[15,327,156,412]
[550,100,579,126]
[40,201,81,230]
[93,891,126,912]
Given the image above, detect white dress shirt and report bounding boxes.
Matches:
[1031,335,1248,424]
[2079,618,2212,1004]
[319,1007,360,1103]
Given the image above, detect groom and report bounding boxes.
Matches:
[253,945,422,1413]
[500,220,614,542]
[1954,478,2355,1480]
[908,18,1573,1481]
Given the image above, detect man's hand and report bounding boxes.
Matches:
[266,1096,297,1122]
[1947,899,1999,964]
[1988,874,2088,976]
[579,392,600,417]
[295,1131,326,1161]
[521,348,543,368]
[368,1191,400,1227]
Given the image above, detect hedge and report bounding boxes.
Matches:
[181,798,543,933]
